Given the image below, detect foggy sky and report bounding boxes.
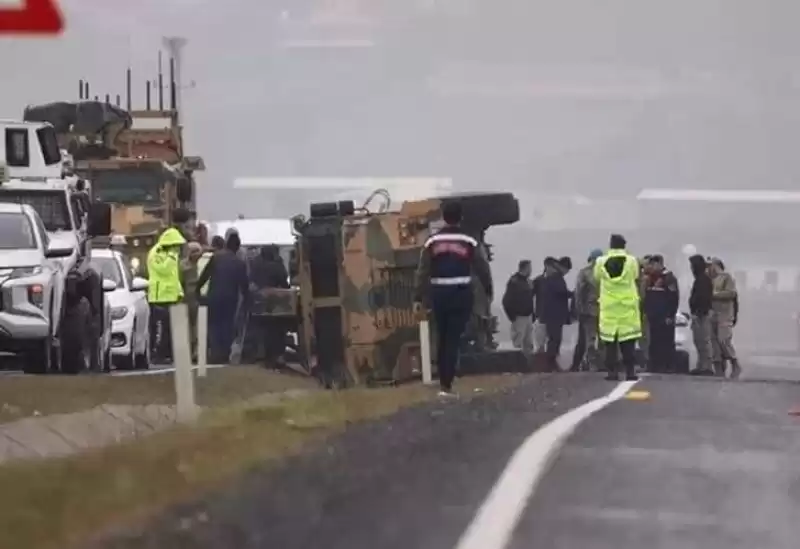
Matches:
[3,0,800,221]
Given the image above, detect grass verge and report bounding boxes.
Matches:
[0,374,523,549]
[0,367,320,422]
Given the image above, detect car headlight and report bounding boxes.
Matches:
[110,306,129,320]
[27,284,44,309]
[12,266,42,277]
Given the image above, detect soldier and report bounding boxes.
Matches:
[502,260,535,356]
[571,248,603,371]
[181,241,204,362]
[643,255,680,372]
[414,201,493,397]
[595,234,641,381]
[251,245,291,368]
[688,254,714,375]
[708,257,741,378]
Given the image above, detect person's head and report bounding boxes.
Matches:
[609,233,626,250]
[557,256,572,274]
[225,232,241,253]
[211,235,225,251]
[441,201,462,226]
[688,254,708,277]
[543,256,557,274]
[587,248,603,264]
[708,256,725,277]
[187,241,203,262]
[517,259,532,278]
[260,244,279,260]
[648,254,664,271]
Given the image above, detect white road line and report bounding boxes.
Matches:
[454,379,639,549]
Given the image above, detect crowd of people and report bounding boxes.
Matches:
[500,234,741,380]
[144,220,292,367]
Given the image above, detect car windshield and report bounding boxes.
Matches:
[90,168,163,207]
[90,256,123,287]
[0,190,71,232]
[0,212,36,250]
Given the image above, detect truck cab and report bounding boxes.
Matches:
[0,120,65,181]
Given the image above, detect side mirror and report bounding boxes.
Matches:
[130,277,149,292]
[88,202,112,237]
[45,246,74,259]
[102,278,117,292]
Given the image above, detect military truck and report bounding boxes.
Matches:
[23,94,205,274]
[290,191,524,387]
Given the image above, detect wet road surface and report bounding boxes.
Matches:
[97,364,800,549]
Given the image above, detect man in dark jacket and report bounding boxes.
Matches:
[502,260,535,356]
[538,256,573,370]
[196,232,250,364]
[688,254,714,375]
[414,201,493,397]
[250,245,291,366]
[532,257,556,353]
[644,254,680,372]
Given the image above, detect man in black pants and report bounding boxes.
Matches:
[643,255,680,372]
[414,201,493,397]
[538,256,573,371]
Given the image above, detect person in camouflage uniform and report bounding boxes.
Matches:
[571,248,603,371]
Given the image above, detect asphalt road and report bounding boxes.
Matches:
[95,362,800,549]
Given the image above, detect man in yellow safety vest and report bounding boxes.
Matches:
[594,233,642,381]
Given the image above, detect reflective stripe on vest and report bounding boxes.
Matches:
[197,252,212,296]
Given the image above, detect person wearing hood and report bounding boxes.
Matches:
[688,254,714,375]
[146,227,187,363]
[196,232,250,363]
[594,234,641,381]
[643,255,680,373]
[502,259,535,356]
[708,257,741,378]
[538,256,573,370]
[571,248,603,371]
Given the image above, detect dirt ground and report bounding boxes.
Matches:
[0,373,526,549]
[0,367,320,423]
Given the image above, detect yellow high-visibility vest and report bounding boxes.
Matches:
[197,252,212,296]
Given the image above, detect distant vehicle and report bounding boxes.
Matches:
[90,248,150,370]
[0,203,113,373]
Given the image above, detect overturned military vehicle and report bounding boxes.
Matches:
[291,190,527,387]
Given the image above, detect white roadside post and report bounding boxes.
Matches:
[170,304,198,422]
[420,316,433,385]
[197,305,208,377]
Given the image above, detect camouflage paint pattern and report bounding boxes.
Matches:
[295,193,519,387]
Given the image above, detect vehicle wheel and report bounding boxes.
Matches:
[117,329,136,371]
[22,337,52,374]
[61,298,92,374]
[134,331,151,370]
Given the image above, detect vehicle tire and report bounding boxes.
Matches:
[22,337,51,374]
[61,298,92,374]
[440,192,520,228]
[134,331,151,370]
[117,327,136,371]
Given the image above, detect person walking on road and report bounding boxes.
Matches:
[594,234,641,381]
[643,255,680,373]
[146,227,187,363]
[688,254,714,376]
[181,241,204,362]
[571,248,603,371]
[414,201,493,397]
[708,257,741,378]
[538,256,573,371]
[502,260,535,356]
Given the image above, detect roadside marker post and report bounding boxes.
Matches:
[419,319,433,385]
[0,0,64,34]
[169,304,198,422]
[197,305,208,377]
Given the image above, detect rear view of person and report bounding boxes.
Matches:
[571,248,603,371]
[502,260,535,356]
[594,234,641,381]
[538,256,573,370]
[414,201,493,397]
[708,257,740,378]
[688,254,714,376]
